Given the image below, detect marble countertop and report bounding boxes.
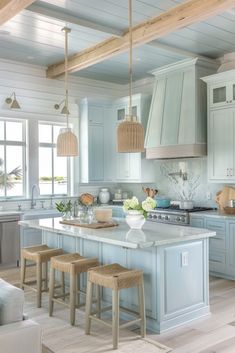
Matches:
[19,218,215,249]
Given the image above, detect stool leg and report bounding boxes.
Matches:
[112,289,119,350]
[61,271,65,300]
[70,272,77,326]
[85,280,93,335]
[138,282,146,338]
[43,262,48,291]
[36,261,42,308]
[49,267,55,316]
[96,284,101,318]
[76,274,80,306]
[20,258,26,289]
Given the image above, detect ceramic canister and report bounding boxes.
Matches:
[99,188,110,204]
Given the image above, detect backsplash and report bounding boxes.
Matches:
[123,157,233,208]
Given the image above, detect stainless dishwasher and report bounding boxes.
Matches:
[0,214,20,267]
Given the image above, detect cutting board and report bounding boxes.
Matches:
[215,186,235,210]
[60,219,118,229]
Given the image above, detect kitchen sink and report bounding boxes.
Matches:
[22,209,62,220]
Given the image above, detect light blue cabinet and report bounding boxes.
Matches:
[190,215,235,279]
[20,227,42,248]
[114,94,155,182]
[202,71,235,182]
[80,99,115,183]
[208,108,234,181]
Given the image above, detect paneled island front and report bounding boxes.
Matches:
[19,217,215,333]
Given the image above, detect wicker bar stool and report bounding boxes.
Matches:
[20,244,63,308]
[49,253,99,326]
[85,263,146,350]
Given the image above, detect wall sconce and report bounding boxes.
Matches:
[54,99,70,115]
[5,92,21,109]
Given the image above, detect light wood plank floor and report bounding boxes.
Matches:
[1,267,235,353]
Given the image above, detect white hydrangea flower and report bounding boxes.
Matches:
[142,197,156,211]
[129,196,139,209]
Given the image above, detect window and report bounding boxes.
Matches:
[38,122,68,195]
[0,118,26,198]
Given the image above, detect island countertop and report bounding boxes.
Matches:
[19,217,215,249]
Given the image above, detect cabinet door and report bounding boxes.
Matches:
[88,124,104,181]
[190,217,204,228]
[208,108,233,180]
[104,107,115,181]
[227,222,235,276]
[116,152,130,180]
[210,83,227,108]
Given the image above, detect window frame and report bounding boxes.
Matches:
[38,121,71,196]
[0,117,27,199]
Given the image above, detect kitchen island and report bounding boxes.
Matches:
[19,217,215,333]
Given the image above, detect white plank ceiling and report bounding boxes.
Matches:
[0,0,235,83]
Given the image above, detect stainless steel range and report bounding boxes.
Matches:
[147,206,213,226]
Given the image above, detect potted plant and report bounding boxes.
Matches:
[123,196,156,229]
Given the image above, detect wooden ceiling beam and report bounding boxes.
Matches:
[0,0,36,25]
[47,0,235,78]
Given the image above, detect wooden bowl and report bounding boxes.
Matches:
[94,208,112,222]
[224,207,235,215]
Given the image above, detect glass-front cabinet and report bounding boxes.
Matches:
[209,80,235,108]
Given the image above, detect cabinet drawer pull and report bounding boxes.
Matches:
[227,168,229,176]
[230,168,233,176]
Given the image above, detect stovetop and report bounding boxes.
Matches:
[147,206,214,225]
[153,206,214,213]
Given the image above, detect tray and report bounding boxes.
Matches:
[224,207,235,215]
[60,219,118,229]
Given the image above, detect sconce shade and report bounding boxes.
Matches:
[117,118,145,153]
[11,98,21,109]
[61,105,70,115]
[57,127,78,157]
[5,92,21,109]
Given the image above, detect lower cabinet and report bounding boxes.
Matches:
[20,227,42,248]
[190,215,235,279]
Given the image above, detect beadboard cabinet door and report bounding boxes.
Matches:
[208,108,234,181]
[88,124,104,182]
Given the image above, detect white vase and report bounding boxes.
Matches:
[126,210,146,230]
[99,188,110,204]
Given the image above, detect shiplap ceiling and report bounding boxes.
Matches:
[0,0,235,84]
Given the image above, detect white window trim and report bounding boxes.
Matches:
[0,118,27,199]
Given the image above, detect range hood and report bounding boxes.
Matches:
[145,58,218,159]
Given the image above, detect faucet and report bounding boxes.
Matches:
[31,184,40,209]
[168,169,188,181]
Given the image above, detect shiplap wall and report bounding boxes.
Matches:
[0,58,125,122]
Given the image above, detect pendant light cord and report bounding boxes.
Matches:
[128,0,133,119]
[63,27,70,128]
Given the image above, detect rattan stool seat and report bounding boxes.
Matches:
[85,263,146,349]
[88,263,143,290]
[20,244,63,308]
[51,253,98,273]
[49,252,99,326]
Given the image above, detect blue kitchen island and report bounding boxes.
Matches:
[19,217,215,333]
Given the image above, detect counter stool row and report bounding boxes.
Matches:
[20,244,146,350]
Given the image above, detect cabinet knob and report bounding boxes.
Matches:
[227,168,229,177]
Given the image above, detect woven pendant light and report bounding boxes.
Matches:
[117,0,145,153]
[57,27,78,157]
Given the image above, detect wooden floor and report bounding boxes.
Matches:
[1,267,235,353]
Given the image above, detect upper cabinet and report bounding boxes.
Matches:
[202,70,235,183]
[80,95,155,184]
[79,99,115,183]
[113,94,155,183]
[145,58,217,159]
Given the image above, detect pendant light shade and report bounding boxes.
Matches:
[57,127,78,156]
[117,118,144,152]
[57,27,78,157]
[117,0,145,153]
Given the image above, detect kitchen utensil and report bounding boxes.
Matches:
[142,187,158,198]
[155,197,171,208]
[215,186,235,210]
[179,200,193,210]
[94,208,112,223]
[228,199,235,207]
